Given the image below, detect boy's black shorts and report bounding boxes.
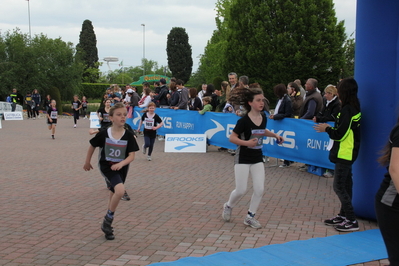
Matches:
[99,163,129,193]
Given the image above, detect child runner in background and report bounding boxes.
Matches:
[138,102,163,161]
[83,102,139,240]
[71,95,81,128]
[222,86,284,229]
[47,99,58,139]
[90,99,113,135]
[81,96,88,119]
[199,96,212,115]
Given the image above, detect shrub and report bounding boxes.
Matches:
[49,87,63,114]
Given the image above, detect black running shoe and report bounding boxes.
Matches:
[334,220,359,232]
[324,215,346,226]
[101,215,115,240]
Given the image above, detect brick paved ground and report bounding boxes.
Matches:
[0,116,389,266]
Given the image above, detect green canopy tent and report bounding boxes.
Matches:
[130,74,170,85]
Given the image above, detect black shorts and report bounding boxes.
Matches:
[99,163,129,193]
[47,119,57,125]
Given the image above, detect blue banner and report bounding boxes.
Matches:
[128,107,334,169]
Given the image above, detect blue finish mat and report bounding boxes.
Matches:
[151,229,387,266]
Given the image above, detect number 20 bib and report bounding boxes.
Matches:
[105,138,128,162]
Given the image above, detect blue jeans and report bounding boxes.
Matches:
[333,163,355,220]
[144,136,155,156]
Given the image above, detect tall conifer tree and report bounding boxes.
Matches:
[166,27,193,83]
[76,20,99,82]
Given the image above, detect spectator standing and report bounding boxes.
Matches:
[313,85,341,123]
[203,84,219,111]
[198,84,207,100]
[269,84,293,167]
[32,89,41,118]
[24,91,35,119]
[199,97,212,115]
[216,81,231,112]
[153,81,161,94]
[314,78,361,232]
[299,78,323,119]
[188,88,203,111]
[10,88,22,112]
[294,79,306,99]
[173,80,189,110]
[228,72,239,91]
[313,85,341,178]
[168,82,179,108]
[287,82,303,118]
[138,87,153,108]
[153,78,169,107]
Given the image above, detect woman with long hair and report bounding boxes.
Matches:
[314,77,361,232]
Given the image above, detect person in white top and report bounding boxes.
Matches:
[139,87,153,108]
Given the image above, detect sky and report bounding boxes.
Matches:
[0,0,356,74]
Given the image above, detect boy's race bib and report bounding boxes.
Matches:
[249,129,265,149]
[104,138,127,162]
[144,117,155,130]
[73,102,78,109]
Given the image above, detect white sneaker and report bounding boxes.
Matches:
[74,124,77,128]
[147,156,152,161]
[244,216,262,229]
[222,203,232,222]
[142,144,147,154]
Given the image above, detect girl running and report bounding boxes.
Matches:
[83,102,139,240]
[71,95,81,128]
[138,102,163,161]
[47,99,58,139]
[90,99,112,135]
[81,96,88,119]
[222,86,284,229]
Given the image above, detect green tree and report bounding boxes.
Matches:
[342,35,355,78]
[197,0,235,83]
[200,0,347,102]
[0,29,83,101]
[76,20,99,83]
[166,27,193,83]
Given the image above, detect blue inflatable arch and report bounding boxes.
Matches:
[353,1,399,219]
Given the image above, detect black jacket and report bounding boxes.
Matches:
[315,97,341,122]
[273,94,292,120]
[153,85,169,106]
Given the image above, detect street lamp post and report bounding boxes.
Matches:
[141,24,145,76]
[27,0,31,39]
